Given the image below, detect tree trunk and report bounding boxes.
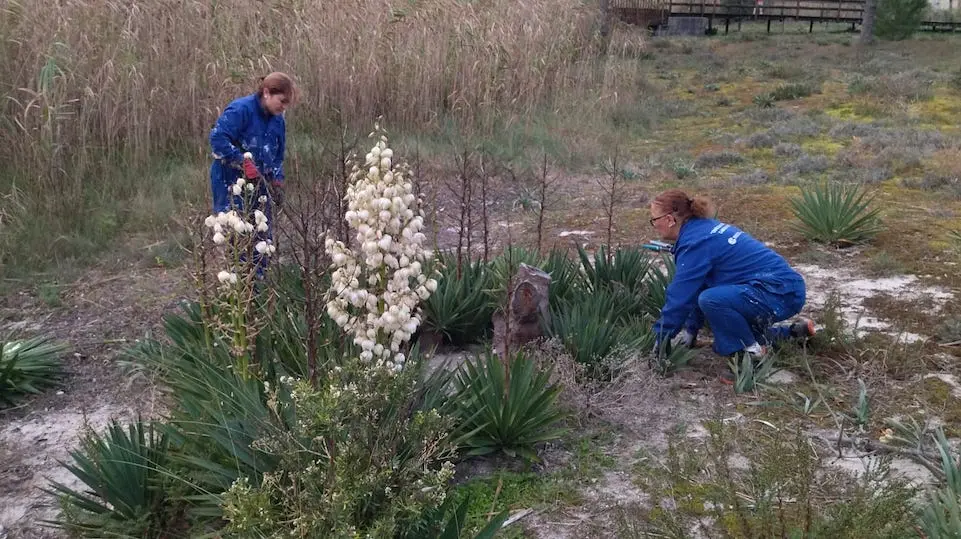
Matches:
[492,264,551,358]
[860,0,877,45]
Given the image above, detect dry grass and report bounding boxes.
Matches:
[0,0,657,277]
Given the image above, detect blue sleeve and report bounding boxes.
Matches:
[271,117,286,182]
[684,304,705,334]
[653,242,713,342]
[209,101,247,166]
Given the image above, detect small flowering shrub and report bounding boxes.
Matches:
[222,356,458,537]
[325,125,437,372]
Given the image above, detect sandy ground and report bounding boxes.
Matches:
[0,265,187,538]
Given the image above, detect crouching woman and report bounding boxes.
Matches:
[649,189,814,363]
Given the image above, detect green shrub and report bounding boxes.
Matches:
[0,336,67,407]
[951,68,961,92]
[875,0,929,40]
[769,82,818,101]
[452,349,567,462]
[790,182,883,247]
[848,71,935,102]
[221,354,460,537]
[46,420,176,537]
[422,251,495,346]
[694,150,744,169]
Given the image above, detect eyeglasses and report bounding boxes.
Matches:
[649,213,672,226]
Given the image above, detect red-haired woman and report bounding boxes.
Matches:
[649,189,815,369]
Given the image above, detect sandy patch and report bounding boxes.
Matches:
[796,264,954,342]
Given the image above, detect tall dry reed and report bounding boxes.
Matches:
[0,0,650,275]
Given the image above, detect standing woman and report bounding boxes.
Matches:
[649,189,815,364]
[209,72,297,273]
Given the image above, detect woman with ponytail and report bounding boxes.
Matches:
[649,189,814,373]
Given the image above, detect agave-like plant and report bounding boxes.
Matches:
[949,229,961,252]
[547,289,648,372]
[639,254,675,320]
[728,352,777,394]
[649,340,698,377]
[0,335,67,407]
[422,251,495,346]
[45,420,174,536]
[919,428,961,538]
[452,349,567,462]
[790,182,883,247]
[540,247,588,309]
[577,244,654,298]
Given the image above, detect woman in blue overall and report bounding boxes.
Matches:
[650,189,815,363]
[209,72,296,275]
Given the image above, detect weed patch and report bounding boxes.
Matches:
[729,169,771,186]
[626,420,919,538]
[694,150,745,169]
[780,154,830,176]
[739,131,778,149]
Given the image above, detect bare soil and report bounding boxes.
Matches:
[0,265,188,538]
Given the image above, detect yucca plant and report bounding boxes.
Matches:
[547,289,650,374]
[577,244,654,298]
[639,254,676,320]
[45,420,176,537]
[949,229,961,252]
[413,493,509,539]
[920,428,961,538]
[452,349,567,462]
[540,247,588,308]
[0,335,67,407]
[422,251,495,346]
[128,305,284,521]
[790,182,883,247]
[649,341,698,377]
[728,352,777,394]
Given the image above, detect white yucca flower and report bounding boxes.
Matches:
[217,270,238,285]
[325,126,438,372]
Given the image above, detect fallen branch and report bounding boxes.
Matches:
[938,340,961,348]
[822,433,944,481]
[502,508,534,529]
